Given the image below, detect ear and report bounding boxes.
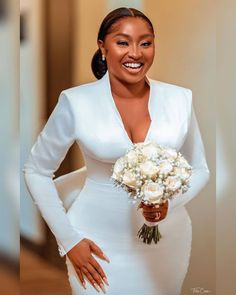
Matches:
[97,39,105,56]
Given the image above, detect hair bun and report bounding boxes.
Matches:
[91,49,107,80]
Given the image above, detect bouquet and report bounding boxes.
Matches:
[111,141,192,244]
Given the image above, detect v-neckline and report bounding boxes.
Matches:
[104,71,153,145]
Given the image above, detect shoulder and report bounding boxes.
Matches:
[55,78,105,117]
[150,78,192,103]
[149,78,192,118]
[60,78,101,101]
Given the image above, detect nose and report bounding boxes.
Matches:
[128,44,142,59]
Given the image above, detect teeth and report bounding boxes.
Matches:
[123,63,142,69]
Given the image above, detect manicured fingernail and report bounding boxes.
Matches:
[93,283,100,292]
[103,253,110,263]
[100,283,106,293]
[103,277,109,286]
[82,281,86,289]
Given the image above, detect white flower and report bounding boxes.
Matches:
[159,160,173,175]
[126,150,139,165]
[163,148,178,160]
[141,182,164,204]
[122,170,137,188]
[173,167,191,181]
[139,161,159,178]
[112,157,126,180]
[177,157,191,169]
[111,142,192,202]
[140,143,160,159]
[165,176,182,191]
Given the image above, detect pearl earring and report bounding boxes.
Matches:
[102,54,106,61]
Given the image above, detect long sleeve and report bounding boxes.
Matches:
[22,91,85,257]
[167,91,210,215]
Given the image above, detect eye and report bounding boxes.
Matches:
[116,40,129,46]
[141,41,152,47]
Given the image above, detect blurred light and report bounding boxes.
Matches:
[0,0,19,293]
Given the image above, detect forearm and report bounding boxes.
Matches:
[167,167,210,215]
[23,171,85,256]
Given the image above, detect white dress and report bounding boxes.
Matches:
[23,71,210,295]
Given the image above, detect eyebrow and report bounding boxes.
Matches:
[113,33,154,38]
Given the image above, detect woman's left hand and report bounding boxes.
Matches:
[138,201,169,222]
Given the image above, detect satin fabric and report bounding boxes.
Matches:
[23,71,209,294]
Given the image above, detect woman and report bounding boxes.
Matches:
[23,7,210,295]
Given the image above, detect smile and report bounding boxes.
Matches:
[122,62,143,69]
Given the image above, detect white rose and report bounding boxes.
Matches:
[163,148,178,160]
[122,170,137,188]
[141,144,160,159]
[159,160,173,175]
[165,176,182,191]
[126,150,139,165]
[178,157,191,169]
[173,167,191,181]
[112,157,126,180]
[141,182,164,204]
[139,161,159,178]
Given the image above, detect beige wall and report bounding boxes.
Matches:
[144,1,215,293]
[216,1,236,294]
[72,0,106,85]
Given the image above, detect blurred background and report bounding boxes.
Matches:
[0,0,19,294]
[0,0,234,294]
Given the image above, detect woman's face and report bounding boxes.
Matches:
[98,17,155,84]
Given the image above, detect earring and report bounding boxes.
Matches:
[102,54,106,61]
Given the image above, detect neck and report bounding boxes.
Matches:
[108,73,149,99]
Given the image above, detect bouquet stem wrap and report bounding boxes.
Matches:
[137,222,162,244]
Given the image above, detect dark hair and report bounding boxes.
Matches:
[91,7,154,79]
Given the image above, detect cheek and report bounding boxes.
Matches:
[107,50,127,66]
[148,47,155,58]
[107,46,125,58]
[145,49,155,63]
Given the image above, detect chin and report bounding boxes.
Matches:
[123,73,147,84]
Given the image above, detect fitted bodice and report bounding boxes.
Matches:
[82,154,115,184]
[66,71,191,184]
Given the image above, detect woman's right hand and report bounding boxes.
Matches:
[66,238,110,293]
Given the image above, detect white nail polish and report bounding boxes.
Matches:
[93,283,100,292]
[100,283,106,293]
[103,253,110,263]
[103,277,109,286]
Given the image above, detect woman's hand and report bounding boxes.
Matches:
[66,238,110,293]
[138,201,169,223]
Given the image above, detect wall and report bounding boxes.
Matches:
[216,0,236,294]
[0,0,19,259]
[20,0,46,244]
[72,0,106,85]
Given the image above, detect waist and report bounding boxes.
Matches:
[84,176,125,194]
